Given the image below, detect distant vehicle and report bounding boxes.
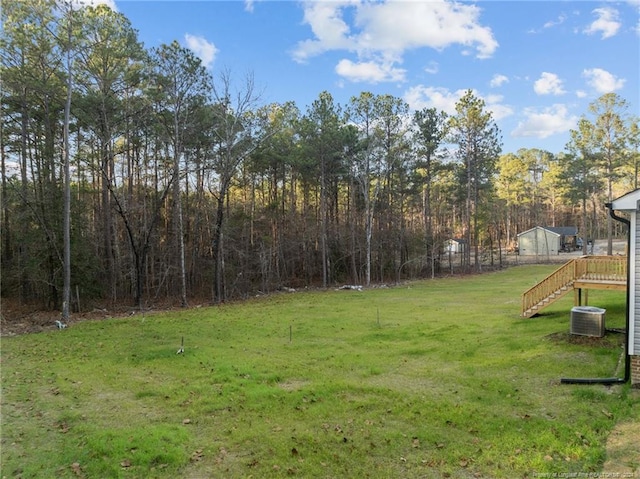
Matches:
[576,238,593,250]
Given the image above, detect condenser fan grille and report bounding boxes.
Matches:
[570,306,606,337]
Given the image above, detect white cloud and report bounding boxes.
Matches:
[484,94,513,120]
[353,1,498,58]
[184,34,218,69]
[528,12,570,34]
[403,86,512,120]
[424,61,439,74]
[534,72,566,96]
[293,0,498,83]
[582,68,625,93]
[292,1,357,63]
[543,14,567,29]
[512,104,578,139]
[630,0,640,35]
[490,74,509,88]
[404,86,463,114]
[335,59,405,83]
[583,7,621,39]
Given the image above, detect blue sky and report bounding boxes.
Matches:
[103,0,638,155]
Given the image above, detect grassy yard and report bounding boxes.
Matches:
[2,265,638,478]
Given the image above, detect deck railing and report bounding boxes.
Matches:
[573,255,627,282]
[521,256,627,316]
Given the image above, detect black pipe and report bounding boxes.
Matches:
[560,203,631,385]
[561,377,625,385]
[606,327,626,334]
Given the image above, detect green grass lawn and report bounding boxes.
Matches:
[2,265,638,478]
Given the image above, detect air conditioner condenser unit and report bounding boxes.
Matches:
[570,306,606,337]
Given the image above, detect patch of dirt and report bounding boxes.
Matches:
[602,420,640,474]
[277,379,310,391]
[545,331,625,349]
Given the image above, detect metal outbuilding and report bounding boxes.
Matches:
[517,226,578,256]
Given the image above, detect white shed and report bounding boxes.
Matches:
[517,226,561,256]
[610,189,640,386]
[445,238,466,254]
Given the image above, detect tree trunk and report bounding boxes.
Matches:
[173,169,187,307]
[212,193,226,302]
[62,38,72,321]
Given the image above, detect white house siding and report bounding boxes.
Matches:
[610,188,640,385]
[633,210,640,356]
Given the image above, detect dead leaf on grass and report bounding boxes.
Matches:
[120,459,131,468]
[190,449,204,462]
[575,431,590,445]
[70,462,83,477]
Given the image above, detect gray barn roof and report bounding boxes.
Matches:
[545,226,578,236]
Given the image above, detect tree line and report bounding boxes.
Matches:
[2,1,638,315]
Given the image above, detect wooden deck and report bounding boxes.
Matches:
[521,256,627,318]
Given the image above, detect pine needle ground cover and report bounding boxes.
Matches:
[2,265,638,478]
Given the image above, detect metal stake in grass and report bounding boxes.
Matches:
[177,336,184,354]
[290,325,292,343]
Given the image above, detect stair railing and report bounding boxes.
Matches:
[521,256,627,316]
[521,259,576,315]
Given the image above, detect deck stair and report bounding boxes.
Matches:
[521,256,627,318]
